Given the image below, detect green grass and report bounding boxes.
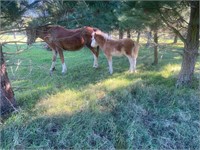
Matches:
[1,41,200,149]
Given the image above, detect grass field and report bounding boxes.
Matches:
[1,37,200,149]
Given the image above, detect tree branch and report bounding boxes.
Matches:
[158,10,186,43]
[0,28,26,35]
[1,41,27,45]
[160,6,189,25]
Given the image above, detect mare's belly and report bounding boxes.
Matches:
[61,37,85,50]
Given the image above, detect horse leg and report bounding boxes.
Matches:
[93,54,98,68]
[58,50,67,74]
[127,55,136,73]
[95,46,100,67]
[89,46,99,68]
[49,50,57,75]
[106,55,113,74]
[133,57,137,72]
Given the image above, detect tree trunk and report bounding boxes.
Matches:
[119,29,124,39]
[146,31,152,47]
[153,30,158,65]
[127,29,131,38]
[137,31,141,43]
[173,33,178,44]
[176,1,199,87]
[13,29,16,39]
[0,44,17,115]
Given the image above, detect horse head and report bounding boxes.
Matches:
[91,31,111,48]
[26,27,38,45]
[91,32,99,48]
[26,24,52,45]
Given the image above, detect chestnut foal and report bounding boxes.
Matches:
[91,31,139,74]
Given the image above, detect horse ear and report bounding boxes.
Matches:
[93,28,98,32]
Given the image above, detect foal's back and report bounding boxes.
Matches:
[104,38,136,56]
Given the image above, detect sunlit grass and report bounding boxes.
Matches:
[37,89,83,116]
[0,34,42,43]
[160,64,180,78]
[36,75,136,116]
[0,34,26,42]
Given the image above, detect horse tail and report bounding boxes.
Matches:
[132,41,140,58]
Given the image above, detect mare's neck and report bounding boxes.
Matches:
[38,31,48,40]
[37,27,52,40]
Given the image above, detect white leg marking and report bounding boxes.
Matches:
[62,63,67,74]
[133,57,137,72]
[127,56,136,73]
[93,54,98,68]
[50,61,56,71]
[50,51,57,71]
[108,58,113,74]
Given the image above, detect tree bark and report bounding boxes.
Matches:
[153,30,158,65]
[0,44,17,115]
[173,33,178,44]
[119,28,124,39]
[176,1,199,87]
[146,31,152,47]
[137,31,141,43]
[127,29,131,38]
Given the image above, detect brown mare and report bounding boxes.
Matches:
[91,31,139,74]
[26,25,100,75]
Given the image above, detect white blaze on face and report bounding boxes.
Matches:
[91,32,98,48]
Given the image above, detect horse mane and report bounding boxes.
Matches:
[45,24,64,28]
[41,24,65,30]
[95,31,111,40]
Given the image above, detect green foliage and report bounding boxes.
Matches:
[0,0,40,29]
[1,1,24,28]
[118,1,165,32]
[0,39,199,149]
[26,1,122,31]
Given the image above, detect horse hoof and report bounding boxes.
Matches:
[129,70,136,73]
[93,65,99,68]
[52,67,56,71]
[49,71,53,76]
[62,71,67,75]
